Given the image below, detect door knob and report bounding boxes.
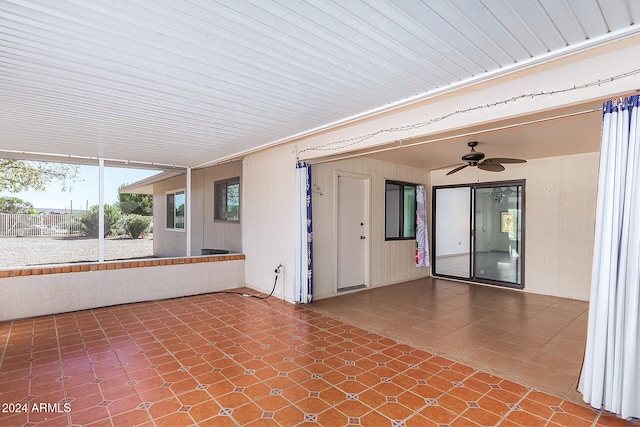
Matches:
[360,236,366,239]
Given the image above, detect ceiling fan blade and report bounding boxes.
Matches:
[484,157,526,164]
[478,162,505,172]
[446,164,470,175]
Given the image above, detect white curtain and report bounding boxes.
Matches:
[294,162,313,303]
[415,185,430,267]
[579,96,640,421]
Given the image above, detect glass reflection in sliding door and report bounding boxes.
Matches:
[433,186,471,279]
[473,184,523,287]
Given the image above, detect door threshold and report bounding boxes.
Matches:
[338,284,367,293]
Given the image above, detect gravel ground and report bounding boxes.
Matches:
[0,235,154,268]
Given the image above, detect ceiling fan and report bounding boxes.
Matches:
[446,141,526,175]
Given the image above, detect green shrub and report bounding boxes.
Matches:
[124,215,151,239]
[80,204,122,237]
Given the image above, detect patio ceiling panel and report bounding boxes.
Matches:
[0,1,638,169]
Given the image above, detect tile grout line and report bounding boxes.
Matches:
[91,306,156,427]
[52,314,73,426]
[0,319,12,373]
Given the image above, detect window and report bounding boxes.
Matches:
[215,177,240,222]
[385,180,416,240]
[166,190,185,230]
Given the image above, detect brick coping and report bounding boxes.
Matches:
[0,254,245,278]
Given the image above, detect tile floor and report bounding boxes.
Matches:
[0,283,633,426]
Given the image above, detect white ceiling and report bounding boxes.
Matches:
[1,1,639,170]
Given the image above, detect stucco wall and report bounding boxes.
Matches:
[242,145,296,301]
[153,174,188,257]
[0,258,245,321]
[431,152,598,301]
[191,162,242,255]
[152,162,242,258]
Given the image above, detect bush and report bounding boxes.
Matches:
[124,215,151,239]
[80,204,122,237]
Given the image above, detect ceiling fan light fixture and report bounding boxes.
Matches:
[446,141,526,176]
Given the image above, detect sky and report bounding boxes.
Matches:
[0,165,160,212]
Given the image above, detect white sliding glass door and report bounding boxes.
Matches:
[432,180,525,289]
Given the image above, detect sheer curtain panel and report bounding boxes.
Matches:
[415,185,430,267]
[579,96,639,421]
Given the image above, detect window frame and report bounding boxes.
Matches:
[214,177,240,222]
[385,179,417,241]
[165,188,186,232]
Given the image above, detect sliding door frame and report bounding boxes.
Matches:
[432,179,526,289]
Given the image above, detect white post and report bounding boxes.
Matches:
[98,158,105,262]
[186,167,191,257]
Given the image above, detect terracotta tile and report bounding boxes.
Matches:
[377,402,414,420]
[101,384,137,401]
[69,405,110,425]
[132,376,165,393]
[463,407,502,425]
[596,412,637,426]
[111,409,151,426]
[412,383,443,399]
[397,390,428,411]
[207,379,236,396]
[189,399,221,423]
[477,396,511,417]
[463,377,493,394]
[505,409,547,426]
[245,417,279,426]
[155,411,194,427]
[335,400,371,417]
[231,402,263,425]
[256,395,289,412]
[406,413,438,427]
[438,393,469,414]
[317,386,345,405]
[449,385,482,402]
[518,397,554,419]
[138,385,174,403]
[471,371,503,385]
[360,410,391,426]
[527,390,564,406]
[68,391,104,412]
[295,397,330,414]
[337,379,368,394]
[148,396,182,419]
[317,407,349,426]
[169,377,199,395]
[216,391,250,408]
[419,404,458,424]
[426,374,454,392]
[268,404,302,425]
[177,390,211,406]
[300,378,331,392]
[107,395,142,416]
[559,400,599,422]
[486,388,522,404]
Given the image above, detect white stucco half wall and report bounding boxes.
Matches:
[0,260,245,321]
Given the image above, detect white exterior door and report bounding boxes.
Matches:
[337,175,368,290]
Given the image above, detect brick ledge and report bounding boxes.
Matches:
[0,254,245,278]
